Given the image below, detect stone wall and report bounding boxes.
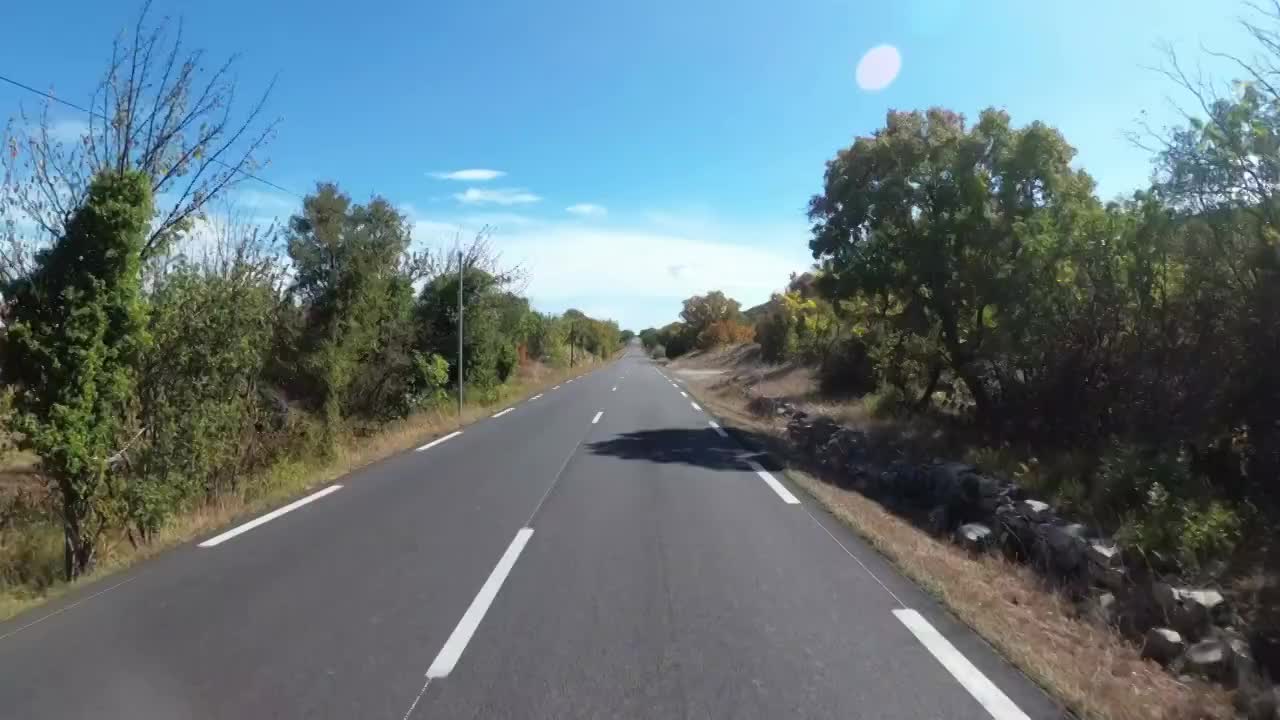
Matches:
[775,402,1277,718]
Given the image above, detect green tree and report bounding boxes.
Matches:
[1140,22,1280,488]
[130,260,277,538]
[679,291,742,337]
[417,265,518,399]
[808,107,1098,423]
[285,183,418,426]
[2,171,153,578]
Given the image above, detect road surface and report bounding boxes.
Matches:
[0,349,1064,719]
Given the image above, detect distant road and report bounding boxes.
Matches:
[0,350,1062,719]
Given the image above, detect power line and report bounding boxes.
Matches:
[0,72,301,199]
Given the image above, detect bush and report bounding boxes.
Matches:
[697,319,754,349]
[1116,483,1244,571]
[818,337,876,396]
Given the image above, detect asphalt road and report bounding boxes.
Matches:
[0,349,1065,719]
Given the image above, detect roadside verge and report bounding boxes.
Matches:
[0,359,613,623]
[678,367,1231,720]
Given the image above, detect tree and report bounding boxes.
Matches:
[808,107,1098,423]
[1,2,276,278]
[679,291,742,336]
[418,265,514,398]
[131,248,278,538]
[285,183,418,425]
[657,321,693,358]
[2,170,153,578]
[620,329,636,343]
[1133,5,1280,487]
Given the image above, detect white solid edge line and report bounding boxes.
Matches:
[746,459,801,504]
[427,528,534,678]
[591,410,604,424]
[0,575,138,641]
[892,609,1031,720]
[708,420,729,438]
[416,430,462,452]
[690,401,702,411]
[199,485,343,547]
[492,408,514,418]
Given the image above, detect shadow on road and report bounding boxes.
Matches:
[585,428,783,473]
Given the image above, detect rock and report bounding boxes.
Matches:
[994,505,1033,557]
[1086,540,1122,569]
[961,473,1002,499]
[926,505,951,535]
[978,492,1007,515]
[1219,627,1258,690]
[927,463,972,507]
[1041,523,1087,572]
[1153,584,1228,638]
[1087,561,1126,592]
[956,523,994,552]
[1181,638,1231,682]
[931,461,976,485]
[1143,627,1186,665]
[1094,591,1117,625]
[1017,499,1053,522]
[822,428,868,473]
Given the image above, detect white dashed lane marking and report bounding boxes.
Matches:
[892,609,1031,720]
[199,485,344,547]
[416,431,462,452]
[746,460,800,505]
[426,528,534,679]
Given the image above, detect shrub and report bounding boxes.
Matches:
[818,337,876,396]
[697,319,755,349]
[1116,483,1244,570]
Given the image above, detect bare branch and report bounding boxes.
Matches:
[1,4,279,267]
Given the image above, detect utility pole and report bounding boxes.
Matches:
[457,246,464,420]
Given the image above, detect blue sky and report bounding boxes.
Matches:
[0,0,1255,329]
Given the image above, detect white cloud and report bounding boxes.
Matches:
[454,187,542,206]
[855,45,902,91]
[565,203,607,217]
[397,206,812,328]
[430,169,506,182]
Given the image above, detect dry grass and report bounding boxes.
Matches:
[0,359,605,622]
[682,366,1233,720]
